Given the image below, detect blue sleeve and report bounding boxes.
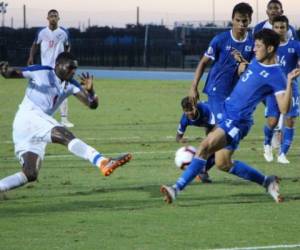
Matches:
[177,114,188,134]
[70,78,83,90]
[295,41,300,59]
[290,25,299,41]
[270,71,287,93]
[204,35,220,60]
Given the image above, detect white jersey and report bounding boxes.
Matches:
[253,20,298,40]
[35,26,70,67]
[20,65,81,116]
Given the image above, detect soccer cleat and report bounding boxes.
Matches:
[277,153,290,164]
[264,175,284,203]
[99,153,132,176]
[160,185,177,204]
[263,144,273,162]
[61,117,74,128]
[195,172,212,183]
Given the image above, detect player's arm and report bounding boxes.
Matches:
[27,42,39,65]
[74,72,99,109]
[176,132,188,143]
[276,69,300,114]
[0,61,23,78]
[189,56,211,100]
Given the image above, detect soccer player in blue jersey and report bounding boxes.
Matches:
[176,97,216,183]
[161,29,300,204]
[0,53,132,194]
[253,1,299,152]
[190,2,254,122]
[263,15,300,164]
[253,0,298,41]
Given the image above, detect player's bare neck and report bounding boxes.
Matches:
[260,56,276,65]
[49,24,58,31]
[232,30,246,41]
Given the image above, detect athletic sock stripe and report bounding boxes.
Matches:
[92,154,101,165]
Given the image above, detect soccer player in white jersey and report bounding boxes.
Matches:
[0,52,132,195]
[27,9,74,128]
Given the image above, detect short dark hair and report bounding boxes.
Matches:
[254,29,280,52]
[232,2,253,19]
[48,9,59,16]
[55,52,76,65]
[181,97,194,111]
[267,0,283,9]
[273,15,289,27]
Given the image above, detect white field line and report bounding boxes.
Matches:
[210,243,300,250]
[1,146,300,161]
[2,135,300,144]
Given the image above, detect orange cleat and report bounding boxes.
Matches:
[99,153,132,176]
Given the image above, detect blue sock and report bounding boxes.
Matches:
[229,160,265,186]
[175,157,206,191]
[264,124,274,145]
[204,154,215,172]
[280,127,294,155]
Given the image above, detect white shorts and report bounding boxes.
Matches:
[13,105,62,160]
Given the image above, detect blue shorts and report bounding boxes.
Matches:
[265,93,299,118]
[218,118,252,151]
[207,95,226,122]
[265,94,280,118]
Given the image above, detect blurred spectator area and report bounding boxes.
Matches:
[1,25,298,68]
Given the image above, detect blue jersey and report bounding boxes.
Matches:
[253,20,298,41]
[277,40,300,74]
[177,102,216,134]
[203,30,254,98]
[277,39,300,93]
[224,59,287,122]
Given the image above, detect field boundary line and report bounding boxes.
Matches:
[210,243,300,250]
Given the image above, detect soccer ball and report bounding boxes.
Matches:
[174,146,197,169]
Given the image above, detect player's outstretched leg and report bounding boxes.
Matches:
[229,160,284,203]
[99,153,132,176]
[161,157,207,204]
[67,138,132,176]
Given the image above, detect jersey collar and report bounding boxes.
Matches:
[230,30,248,43]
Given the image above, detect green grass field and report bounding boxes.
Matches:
[0,77,300,250]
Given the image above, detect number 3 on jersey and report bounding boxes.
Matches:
[241,69,253,82]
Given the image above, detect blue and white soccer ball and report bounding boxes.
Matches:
[174,146,196,169]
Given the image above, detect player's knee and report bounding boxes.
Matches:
[215,158,232,172]
[23,168,39,182]
[20,152,42,182]
[285,118,295,128]
[51,126,75,145]
[267,118,278,128]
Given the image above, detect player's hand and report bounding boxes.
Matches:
[189,85,199,101]
[27,57,34,66]
[79,72,94,93]
[287,68,300,81]
[231,48,248,63]
[238,62,248,76]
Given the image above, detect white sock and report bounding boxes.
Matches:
[0,172,28,192]
[68,138,106,167]
[60,98,68,118]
